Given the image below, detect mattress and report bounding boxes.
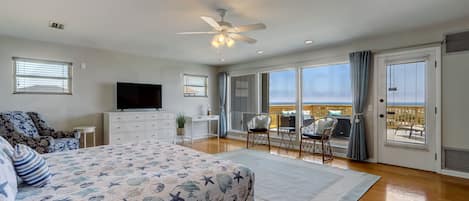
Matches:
[15,141,255,201]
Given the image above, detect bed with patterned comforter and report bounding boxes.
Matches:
[15,141,255,201]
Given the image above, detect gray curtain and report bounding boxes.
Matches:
[347,50,371,161]
[218,72,228,137]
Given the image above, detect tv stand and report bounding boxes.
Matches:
[104,111,176,145]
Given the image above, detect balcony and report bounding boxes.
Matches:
[229,104,425,148]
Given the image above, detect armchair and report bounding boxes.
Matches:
[0,111,80,154]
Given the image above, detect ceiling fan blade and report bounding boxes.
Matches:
[201,16,222,31]
[177,31,218,35]
[229,23,266,33]
[229,33,257,44]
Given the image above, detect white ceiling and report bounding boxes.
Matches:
[1,0,469,66]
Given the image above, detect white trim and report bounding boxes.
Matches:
[434,47,442,173]
[440,169,469,179]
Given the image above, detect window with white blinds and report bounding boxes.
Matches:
[13,57,72,94]
[183,74,208,97]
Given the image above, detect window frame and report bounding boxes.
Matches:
[183,74,208,97]
[12,57,73,95]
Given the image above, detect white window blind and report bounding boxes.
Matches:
[13,57,72,94]
[183,74,208,97]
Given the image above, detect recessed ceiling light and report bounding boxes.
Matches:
[220,58,225,62]
[257,50,264,54]
[305,40,313,45]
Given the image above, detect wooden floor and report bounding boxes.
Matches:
[182,138,469,201]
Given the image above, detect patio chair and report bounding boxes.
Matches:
[246,114,272,151]
[299,117,338,163]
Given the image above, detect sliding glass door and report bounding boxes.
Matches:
[301,63,352,146]
[227,63,353,149]
[266,70,297,132]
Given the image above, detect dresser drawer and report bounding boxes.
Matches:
[156,113,175,120]
[158,120,175,128]
[158,128,175,138]
[145,113,159,120]
[144,132,158,139]
[111,114,145,122]
[110,134,126,144]
[111,122,145,132]
[145,121,158,130]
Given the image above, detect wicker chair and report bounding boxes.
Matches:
[299,117,338,163]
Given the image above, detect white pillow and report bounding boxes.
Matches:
[0,150,17,201]
[0,136,14,159]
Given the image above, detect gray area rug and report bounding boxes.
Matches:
[215,149,380,201]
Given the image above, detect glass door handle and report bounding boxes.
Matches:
[379,114,385,118]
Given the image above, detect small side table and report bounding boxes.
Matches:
[74,126,96,148]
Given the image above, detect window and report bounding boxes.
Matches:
[230,74,257,131]
[183,74,208,97]
[302,63,352,146]
[13,57,72,94]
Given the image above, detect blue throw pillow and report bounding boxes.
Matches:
[0,150,17,201]
[12,144,51,187]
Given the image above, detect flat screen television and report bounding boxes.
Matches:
[117,82,162,110]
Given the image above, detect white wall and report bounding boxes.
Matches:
[220,17,469,161]
[0,35,218,145]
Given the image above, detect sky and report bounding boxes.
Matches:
[269,62,425,105]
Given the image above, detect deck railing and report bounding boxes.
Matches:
[268,104,424,129]
[229,104,424,131]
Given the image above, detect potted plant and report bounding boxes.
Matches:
[176,113,186,136]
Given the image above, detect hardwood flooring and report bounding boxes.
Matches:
[182,138,469,201]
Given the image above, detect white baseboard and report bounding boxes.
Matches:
[440,169,469,179]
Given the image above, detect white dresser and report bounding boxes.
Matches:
[103,111,176,145]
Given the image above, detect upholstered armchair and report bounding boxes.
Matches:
[0,111,80,154]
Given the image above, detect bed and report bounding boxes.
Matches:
[15,141,255,201]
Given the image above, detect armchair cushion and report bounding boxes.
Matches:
[53,138,79,152]
[27,112,80,139]
[0,112,39,138]
[0,132,54,154]
[302,118,335,135]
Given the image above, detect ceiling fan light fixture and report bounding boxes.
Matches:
[217,34,225,43]
[226,37,235,47]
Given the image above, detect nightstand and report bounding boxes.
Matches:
[74,126,96,148]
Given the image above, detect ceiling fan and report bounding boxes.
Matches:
[177,9,266,48]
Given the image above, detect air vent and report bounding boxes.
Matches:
[445,30,469,53]
[444,147,469,173]
[49,21,64,30]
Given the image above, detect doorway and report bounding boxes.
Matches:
[375,47,441,171]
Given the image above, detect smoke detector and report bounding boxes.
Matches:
[49,21,64,30]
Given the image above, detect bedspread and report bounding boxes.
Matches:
[16,141,254,201]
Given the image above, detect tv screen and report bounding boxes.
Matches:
[117,82,162,110]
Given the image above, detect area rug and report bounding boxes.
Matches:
[215,149,380,201]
